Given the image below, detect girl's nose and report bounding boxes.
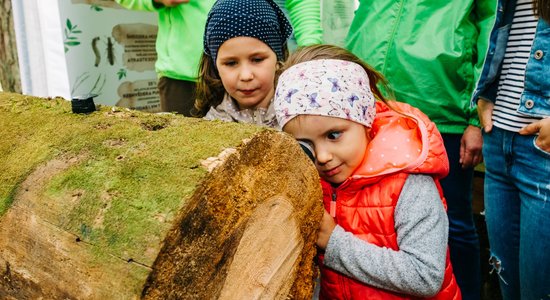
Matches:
[239,65,254,81]
[315,145,332,165]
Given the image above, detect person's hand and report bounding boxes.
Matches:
[316,210,336,250]
[477,98,494,133]
[519,118,550,152]
[153,0,189,7]
[459,125,483,169]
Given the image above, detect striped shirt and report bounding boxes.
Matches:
[493,0,541,132]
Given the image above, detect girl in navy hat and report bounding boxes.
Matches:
[193,0,292,128]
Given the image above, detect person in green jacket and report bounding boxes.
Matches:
[115,0,322,117]
[345,1,498,299]
[115,0,215,116]
[272,0,323,51]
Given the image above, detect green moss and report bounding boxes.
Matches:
[0,92,264,264]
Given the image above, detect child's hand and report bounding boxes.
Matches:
[316,210,336,250]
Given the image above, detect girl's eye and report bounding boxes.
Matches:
[327,131,342,140]
[223,61,237,67]
[252,57,265,63]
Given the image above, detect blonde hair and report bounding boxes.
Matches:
[282,44,394,105]
[193,45,289,117]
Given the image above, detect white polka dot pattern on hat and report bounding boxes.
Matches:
[204,0,293,62]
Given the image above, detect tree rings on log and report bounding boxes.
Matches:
[143,131,324,299]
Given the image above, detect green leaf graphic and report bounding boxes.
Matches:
[117,69,127,80]
[64,19,83,53]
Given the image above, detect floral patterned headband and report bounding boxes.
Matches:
[274,59,376,129]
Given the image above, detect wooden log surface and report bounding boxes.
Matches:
[0,93,323,299]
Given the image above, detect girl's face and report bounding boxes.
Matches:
[284,115,369,185]
[216,37,278,110]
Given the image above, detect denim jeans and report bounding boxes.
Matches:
[441,134,481,300]
[483,127,550,300]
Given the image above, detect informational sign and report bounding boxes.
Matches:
[57,0,161,112]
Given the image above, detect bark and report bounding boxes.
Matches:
[0,0,21,93]
[0,93,323,299]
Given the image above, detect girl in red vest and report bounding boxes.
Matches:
[274,45,461,300]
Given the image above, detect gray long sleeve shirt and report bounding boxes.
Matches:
[323,174,449,297]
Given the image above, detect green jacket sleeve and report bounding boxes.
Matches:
[285,0,323,46]
[115,0,159,12]
[469,0,498,127]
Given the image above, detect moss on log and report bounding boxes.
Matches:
[0,93,323,299]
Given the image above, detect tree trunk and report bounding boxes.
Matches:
[0,92,323,299]
[0,0,21,93]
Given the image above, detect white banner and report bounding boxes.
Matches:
[58,0,160,111]
[14,0,161,112]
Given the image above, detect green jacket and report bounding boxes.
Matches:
[346,0,497,134]
[115,0,215,82]
[116,0,322,82]
[273,0,324,49]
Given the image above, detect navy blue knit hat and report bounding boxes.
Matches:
[204,0,293,63]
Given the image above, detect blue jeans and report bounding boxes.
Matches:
[483,127,550,300]
[441,134,481,300]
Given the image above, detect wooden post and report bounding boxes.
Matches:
[0,0,22,93]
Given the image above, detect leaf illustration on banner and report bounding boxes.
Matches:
[90,5,103,12]
[71,72,106,96]
[117,69,127,80]
[64,18,82,53]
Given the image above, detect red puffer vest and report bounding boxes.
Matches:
[318,101,461,300]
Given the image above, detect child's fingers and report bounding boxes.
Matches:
[316,210,336,250]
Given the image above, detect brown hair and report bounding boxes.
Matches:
[282,44,394,105]
[534,0,550,22]
[193,45,289,117]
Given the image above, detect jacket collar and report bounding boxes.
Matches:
[332,101,449,190]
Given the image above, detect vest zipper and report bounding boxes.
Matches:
[330,192,337,218]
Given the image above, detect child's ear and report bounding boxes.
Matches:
[275,61,284,79]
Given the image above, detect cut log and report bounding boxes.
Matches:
[0,93,323,299]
